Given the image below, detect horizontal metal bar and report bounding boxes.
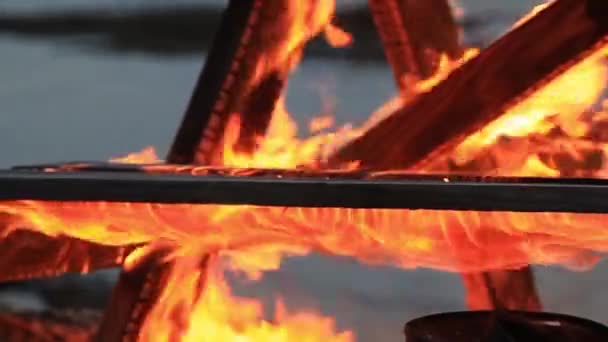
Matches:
[1,169,608,213]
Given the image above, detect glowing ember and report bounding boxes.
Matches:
[1,1,608,341]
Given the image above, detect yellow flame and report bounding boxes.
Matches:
[109,146,160,164]
[451,47,608,167]
[2,2,608,341]
[324,23,353,48]
[139,256,353,342]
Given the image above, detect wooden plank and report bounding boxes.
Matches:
[0,310,99,341]
[329,0,608,170]
[167,0,309,163]
[0,217,128,283]
[94,247,173,342]
[361,0,562,312]
[463,269,542,311]
[97,0,305,339]
[96,1,267,339]
[368,0,462,88]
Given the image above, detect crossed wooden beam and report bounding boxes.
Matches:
[0,0,606,339]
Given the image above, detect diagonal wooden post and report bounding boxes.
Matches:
[356,0,608,311]
[96,1,287,339]
[331,0,608,170]
[96,0,327,339]
[368,0,462,89]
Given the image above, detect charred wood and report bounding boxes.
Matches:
[98,0,299,338]
[329,0,608,170]
[368,0,462,88]
[0,224,127,283]
[0,309,100,341]
[167,0,263,164]
[462,269,542,311]
[168,0,307,163]
[94,248,171,342]
[361,0,555,313]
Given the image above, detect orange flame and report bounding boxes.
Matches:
[448,46,608,170]
[138,255,353,342]
[2,2,608,341]
[1,201,605,273]
[109,146,160,164]
[324,23,353,48]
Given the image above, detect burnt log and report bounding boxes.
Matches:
[0,211,128,283]
[462,269,542,311]
[92,0,265,336]
[97,0,311,339]
[168,0,319,162]
[329,0,608,310]
[0,229,127,283]
[329,0,608,170]
[354,0,583,312]
[368,0,462,88]
[95,248,172,341]
[0,309,100,341]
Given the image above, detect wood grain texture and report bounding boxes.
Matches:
[0,234,123,281]
[0,215,127,283]
[95,248,173,342]
[360,0,580,310]
[0,310,99,342]
[167,0,264,164]
[330,0,608,170]
[368,0,462,87]
[462,269,542,311]
[167,0,308,163]
[98,1,298,339]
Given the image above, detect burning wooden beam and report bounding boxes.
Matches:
[329,0,608,169]
[368,0,462,88]
[0,310,99,341]
[168,0,323,162]
[360,0,578,314]
[462,268,542,311]
[3,169,608,213]
[0,226,129,283]
[94,0,262,336]
[168,0,265,162]
[95,247,175,341]
[338,0,608,312]
[97,0,317,338]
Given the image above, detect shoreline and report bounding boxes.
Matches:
[0,5,515,58]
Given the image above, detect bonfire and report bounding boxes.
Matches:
[0,0,608,340]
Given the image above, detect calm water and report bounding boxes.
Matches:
[1,1,606,341]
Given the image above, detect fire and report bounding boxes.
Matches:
[222,99,357,168]
[447,46,608,170]
[109,146,160,164]
[1,201,605,272]
[250,0,337,87]
[1,1,608,341]
[324,23,353,48]
[138,255,353,342]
